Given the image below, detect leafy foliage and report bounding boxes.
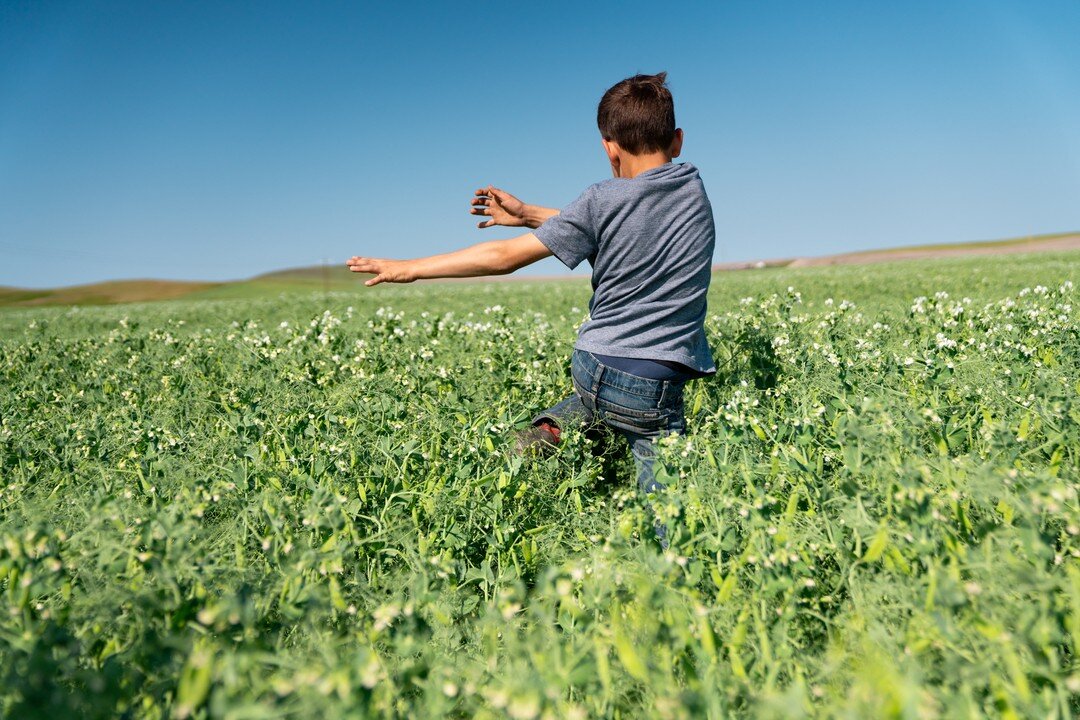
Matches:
[1,253,1078,718]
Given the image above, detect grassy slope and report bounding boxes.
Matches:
[828,229,1078,256]
[3,230,1077,309]
[0,280,223,308]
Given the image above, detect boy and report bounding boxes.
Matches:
[347,73,715,539]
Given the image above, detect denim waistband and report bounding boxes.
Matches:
[590,352,703,381]
[573,349,683,397]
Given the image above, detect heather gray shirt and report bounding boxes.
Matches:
[534,162,716,373]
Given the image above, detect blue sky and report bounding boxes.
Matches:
[2,0,1079,288]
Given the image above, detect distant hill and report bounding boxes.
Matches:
[254,264,357,284]
[2,230,1078,309]
[714,231,1080,270]
[0,279,223,308]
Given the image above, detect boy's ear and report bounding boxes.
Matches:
[601,137,621,177]
[670,128,684,159]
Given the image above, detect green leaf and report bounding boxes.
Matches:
[174,641,214,719]
[610,609,649,682]
[862,527,889,563]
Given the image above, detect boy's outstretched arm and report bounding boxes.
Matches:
[470,186,559,229]
[346,234,552,287]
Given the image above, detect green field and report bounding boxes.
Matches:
[2,251,1078,718]
[2,230,1075,310]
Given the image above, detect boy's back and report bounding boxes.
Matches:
[534,160,715,374]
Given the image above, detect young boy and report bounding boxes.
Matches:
[347,73,715,536]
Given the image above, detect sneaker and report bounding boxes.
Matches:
[512,422,560,456]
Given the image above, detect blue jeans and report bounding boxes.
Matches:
[533,350,687,545]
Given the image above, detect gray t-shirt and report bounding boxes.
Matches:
[534,161,716,374]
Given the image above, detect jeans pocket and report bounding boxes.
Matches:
[595,396,669,433]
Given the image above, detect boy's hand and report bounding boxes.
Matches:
[470,186,529,228]
[346,256,417,286]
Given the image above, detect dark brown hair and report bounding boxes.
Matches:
[596,72,676,155]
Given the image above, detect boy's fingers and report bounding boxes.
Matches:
[347,258,382,274]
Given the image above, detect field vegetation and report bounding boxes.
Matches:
[1,251,1078,718]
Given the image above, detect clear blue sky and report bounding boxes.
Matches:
[2,0,1079,288]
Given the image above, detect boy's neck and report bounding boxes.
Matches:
[603,129,684,179]
[614,150,673,179]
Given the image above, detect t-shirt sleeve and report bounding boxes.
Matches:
[533,186,600,270]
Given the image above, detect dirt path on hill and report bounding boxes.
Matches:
[785,234,1080,268]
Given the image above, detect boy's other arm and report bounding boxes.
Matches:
[470,186,559,229]
[346,233,552,287]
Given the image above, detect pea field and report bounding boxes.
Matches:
[1,251,1078,719]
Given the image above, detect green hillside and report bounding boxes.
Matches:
[2,230,1077,309]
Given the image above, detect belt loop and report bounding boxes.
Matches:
[591,361,603,396]
[658,379,668,409]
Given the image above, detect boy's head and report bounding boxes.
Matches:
[597,72,681,158]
